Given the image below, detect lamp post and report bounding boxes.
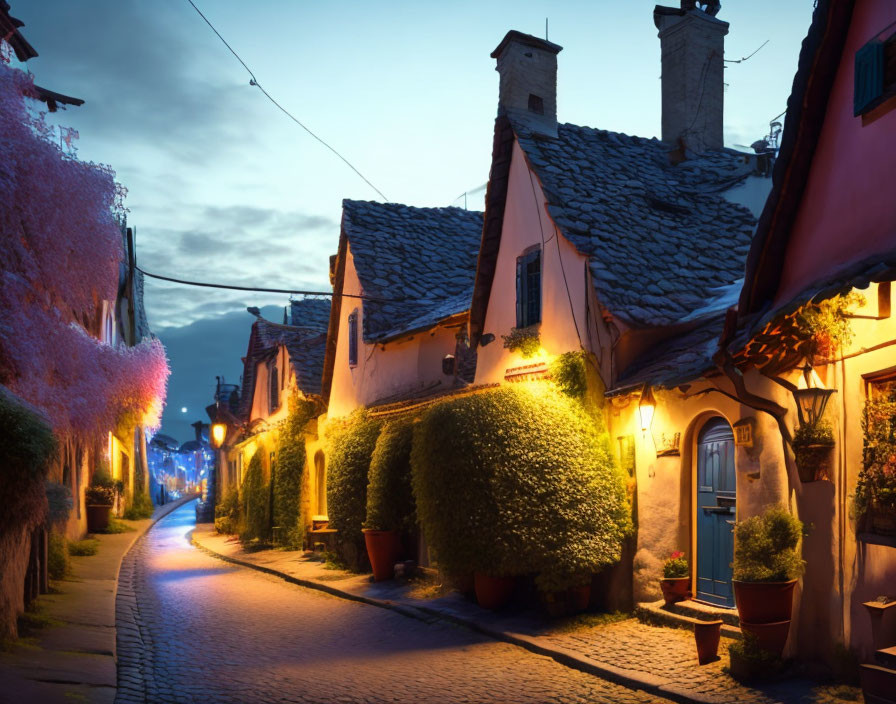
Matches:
[639,384,656,432]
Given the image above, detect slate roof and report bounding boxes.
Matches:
[289,298,331,333]
[342,200,484,342]
[615,313,726,391]
[513,119,758,327]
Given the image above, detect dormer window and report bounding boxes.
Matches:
[528,93,544,115]
[268,359,279,414]
[348,310,359,367]
[516,247,542,328]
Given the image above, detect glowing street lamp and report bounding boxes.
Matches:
[793,364,836,429]
[211,421,227,449]
[639,384,656,432]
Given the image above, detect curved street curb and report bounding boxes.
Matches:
[191,531,723,704]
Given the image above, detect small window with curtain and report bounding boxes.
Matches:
[348,310,359,367]
[516,247,542,329]
[268,359,279,414]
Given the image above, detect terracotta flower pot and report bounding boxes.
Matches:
[86,504,111,533]
[363,529,402,582]
[694,620,723,664]
[660,577,691,606]
[567,584,591,614]
[794,444,833,482]
[474,573,515,610]
[740,620,792,657]
[732,580,796,624]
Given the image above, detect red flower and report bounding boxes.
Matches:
[670,551,684,559]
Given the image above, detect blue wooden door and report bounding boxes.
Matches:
[696,418,736,607]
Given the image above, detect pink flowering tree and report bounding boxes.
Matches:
[0,57,169,438]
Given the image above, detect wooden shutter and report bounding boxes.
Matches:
[347,311,358,366]
[855,40,885,116]
[516,249,542,328]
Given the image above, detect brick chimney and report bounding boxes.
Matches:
[491,30,563,137]
[654,2,729,153]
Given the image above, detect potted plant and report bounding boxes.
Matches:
[792,420,835,482]
[536,571,592,617]
[363,420,415,581]
[474,572,517,610]
[732,506,805,656]
[855,392,896,536]
[85,460,116,532]
[660,551,690,606]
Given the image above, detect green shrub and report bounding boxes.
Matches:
[326,410,382,568]
[274,395,316,547]
[502,327,541,358]
[662,551,689,578]
[68,538,99,556]
[733,506,805,582]
[550,351,589,400]
[85,485,115,506]
[0,388,57,533]
[365,419,415,532]
[240,450,270,543]
[47,532,70,579]
[411,384,631,592]
[96,518,135,534]
[215,484,241,535]
[123,491,154,520]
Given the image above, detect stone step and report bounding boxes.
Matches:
[636,600,742,640]
[860,663,896,704]
[876,645,896,669]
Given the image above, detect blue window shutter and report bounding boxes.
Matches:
[855,40,885,115]
[348,311,358,366]
[515,249,542,328]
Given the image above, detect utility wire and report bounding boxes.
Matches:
[724,39,769,64]
[184,0,389,202]
[136,266,403,303]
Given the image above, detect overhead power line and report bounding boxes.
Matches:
[184,0,390,202]
[136,266,402,303]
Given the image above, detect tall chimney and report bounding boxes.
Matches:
[654,2,728,153]
[491,30,563,138]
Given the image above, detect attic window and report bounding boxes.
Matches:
[516,247,542,328]
[348,310,359,367]
[528,94,545,115]
[854,33,896,116]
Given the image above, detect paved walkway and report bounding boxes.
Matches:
[0,496,195,704]
[116,502,671,704]
[192,525,852,704]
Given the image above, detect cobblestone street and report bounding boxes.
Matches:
[115,504,670,704]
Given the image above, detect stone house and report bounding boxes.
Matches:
[469,4,772,614]
[215,299,330,527]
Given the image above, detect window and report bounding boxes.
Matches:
[854,33,896,116]
[516,247,542,328]
[314,451,327,518]
[528,93,544,115]
[268,359,279,414]
[348,310,359,367]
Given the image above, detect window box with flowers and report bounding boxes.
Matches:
[855,381,896,539]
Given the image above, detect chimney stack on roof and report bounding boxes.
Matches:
[491,30,563,138]
[654,1,728,153]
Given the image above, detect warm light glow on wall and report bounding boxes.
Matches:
[638,385,656,432]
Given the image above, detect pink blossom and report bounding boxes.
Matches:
[0,59,168,437]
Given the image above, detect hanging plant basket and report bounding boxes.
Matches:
[870,500,896,537]
[794,443,834,482]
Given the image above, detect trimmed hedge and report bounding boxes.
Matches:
[326,410,382,568]
[365,419,415,532]
[215,484,241,535]
[733,506,805,582]
[411,384,631,591]
[240,450,269,542]
[0,388,57,533]
[274,394,316,547]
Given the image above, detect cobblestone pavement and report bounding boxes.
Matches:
[116,504,671,704]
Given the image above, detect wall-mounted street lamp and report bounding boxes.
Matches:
[639,384,656,432]
[792,364,836,429]
[210,421,227,449]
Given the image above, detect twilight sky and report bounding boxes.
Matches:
[16,0,815,442]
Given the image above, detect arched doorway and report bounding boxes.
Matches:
[696,417,736,607]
